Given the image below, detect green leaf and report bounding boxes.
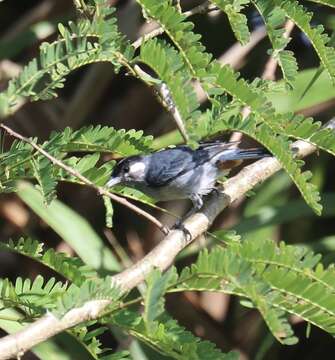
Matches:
[100,351,131,360]
[266,68,335,113]
[54,276,121,317]
[212,113,323,215]
[212,0,251,45]
[0,3,134,118]
[59,126,153,155]
[136,0,212,80]
[143,268,177,333]
[0,276,67,315]
[103,196,114,228]
[0,238,97,286]
[111,310,237,359]
[306,0,335,7]
[139,38,200,139]
[17,182,121,272]
[252,0,298,85]
[31,157,57,204]
[171,238,335,343]
[274,0,335,83]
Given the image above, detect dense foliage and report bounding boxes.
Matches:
[0,0,335,359]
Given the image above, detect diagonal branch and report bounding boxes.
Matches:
[0,123,168,235]
[0,118,334,360]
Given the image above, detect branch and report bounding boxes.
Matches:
[1,118,334,360]
[0,123,168,235]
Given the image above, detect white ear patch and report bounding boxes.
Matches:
[129,161,146,177]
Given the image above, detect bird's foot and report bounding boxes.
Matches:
[173,220,192,241]
[160,225,170,235]
[212,187,224,196]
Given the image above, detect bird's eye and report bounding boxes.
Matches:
[123,165,130,173]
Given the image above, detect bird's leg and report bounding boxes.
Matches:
[190,193,204,210]
[173,194,203,239]
[175,194,203,225]
[211,186,223,197]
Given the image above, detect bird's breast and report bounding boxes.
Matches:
[127,162,219,201]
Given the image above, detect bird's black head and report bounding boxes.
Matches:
[106,155,147,187]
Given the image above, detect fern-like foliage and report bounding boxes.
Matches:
[71,325,131,360]
[283,114,335,157]
[59,126,153,155]
[0,275,67,317]
[135,0,335,215]
[0,238,126,357]
[0,238,97,285]
[169,237,335,344]
[1,0,335,357]
[139,38,200,138]
[137,0,212,80]
[274,0,335,83]
[110,309,238,359]
[252,0,298,85]
[31,157,57,204]
[54,276,121,317]
[143,268,178,333]
[0,125,153,202]
[211,0,251,45]
[1,0,333,216]
[0,275,122,322]
[0,0,134,118]
[211,112,322,214]
[110,268,236,358]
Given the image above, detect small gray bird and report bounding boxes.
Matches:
[106,142,270,214]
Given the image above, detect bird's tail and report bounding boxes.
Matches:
[221,147,271,161]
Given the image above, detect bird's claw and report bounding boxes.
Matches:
[212,187,224,196]
[161,225,170,235]
[173,221,192,241]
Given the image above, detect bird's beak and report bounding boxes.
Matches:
[106,177,122,188]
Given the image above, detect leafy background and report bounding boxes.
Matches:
[0,0,335,359]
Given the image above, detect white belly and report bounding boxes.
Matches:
[132,162,219,201]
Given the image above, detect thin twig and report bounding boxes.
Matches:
[217,26,267,70]
[132,26,164,50]
[156,82,189,143]
[132,2,218,49]
[0,118,334,360]
[134,65,189,143]
[0,123,168,235]
[183,2,218,17]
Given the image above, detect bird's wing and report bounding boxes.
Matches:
[145,146,209,187]
[145,142,257,187]
[198,141,240,148]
